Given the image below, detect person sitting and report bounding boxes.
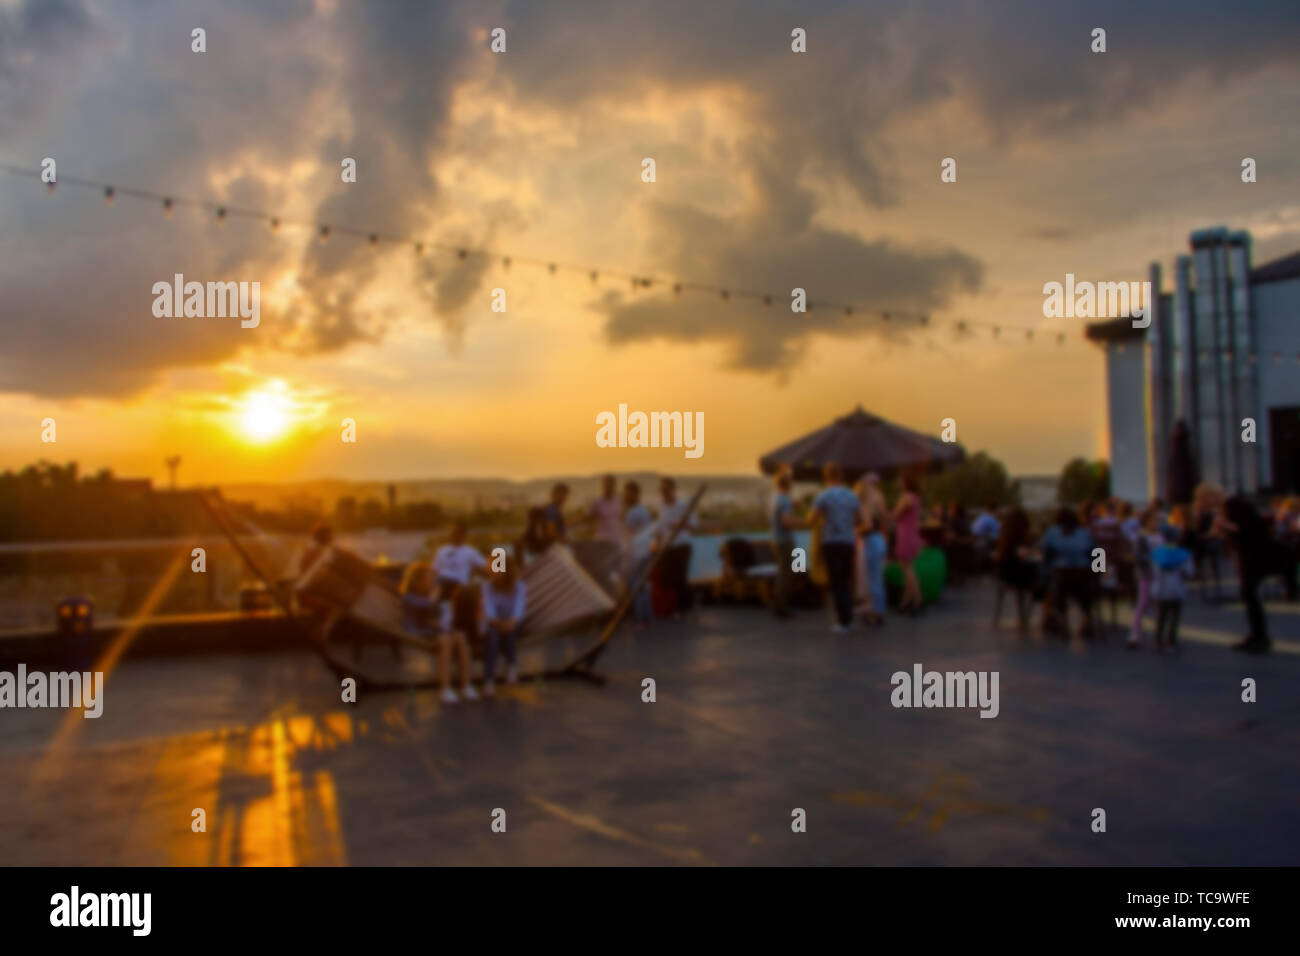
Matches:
[971,502,1001,568]
[1039,507,1096,638]
[1090,501,1126,634]
[400,561,476,704]
[480,562,527,696]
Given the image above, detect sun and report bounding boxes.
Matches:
[238,388,292,443]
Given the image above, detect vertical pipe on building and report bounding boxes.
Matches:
[1145,262,1166,501]
[1174,254,1197,477]
[1228,231,1259,493]
[1191,229,1225,487]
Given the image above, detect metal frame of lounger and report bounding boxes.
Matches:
[200,485,706,691]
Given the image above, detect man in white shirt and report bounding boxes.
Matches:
[581,474,624,545]
[654,477,697,617]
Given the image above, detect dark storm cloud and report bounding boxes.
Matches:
[1,0,1297,396]
[494,0,1298,371]
[0,0,101,138]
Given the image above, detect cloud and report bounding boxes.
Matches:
[597,161,983,373]
[1,0,1297,398]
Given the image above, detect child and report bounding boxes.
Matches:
[480,561,527,696]
[1151,526,1194,652]
[399,561,476,704]
[1128,508,1162,649]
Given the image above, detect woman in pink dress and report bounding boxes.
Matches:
[893,473,924,613]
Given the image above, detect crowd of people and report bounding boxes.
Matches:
[769,463,925,634]
[397,476,699,703]
[990,485,1298,654]
[340,471,1298,703]
[767,464,1298,654]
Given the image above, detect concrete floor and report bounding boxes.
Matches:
[2,580,1297,865]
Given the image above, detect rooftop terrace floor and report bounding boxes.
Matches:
[3,580,1298,865]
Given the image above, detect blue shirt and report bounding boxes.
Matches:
[771,492,795,542]
[972,512,1000,541]
[543,503,566,539]
[1039,526,1094,570]
[814,485,860,544]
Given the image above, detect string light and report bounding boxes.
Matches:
[0,160,1074,349]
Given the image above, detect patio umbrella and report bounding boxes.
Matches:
[758,405,965,484]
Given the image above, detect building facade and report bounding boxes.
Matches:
[1087,228,1300,503]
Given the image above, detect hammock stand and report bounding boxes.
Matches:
[199,486,705,692]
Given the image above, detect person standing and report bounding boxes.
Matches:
[854,473,890,626]
[770,468,804,618]
[654,477,697,618]
[813,462,860,633]
[622,481,655,628]
[543,483,570,543]
[1128,508,1162,649]
[1205,484,1273,653]
[1150,525,1194,652]
[893,473,925,614]
[583,474,624,546]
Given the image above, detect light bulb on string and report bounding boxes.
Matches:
[369,233,379,246]
[457,248,468,260]
[215,207,227,225]
[502,257,511,270]
[844,306,852,317]
[548,263,557,276]
[720,289,730,302]
[319,225,331,243]
[103,186,115,207]
[672,283,682,296]
[762,295,772,306]
[162,198,174,218]
[413,242,423,256]
[45,179,56,195]
[269,217,280,233]
[590,270,599,284]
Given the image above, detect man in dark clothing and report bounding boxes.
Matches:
[1220,494,1273,654]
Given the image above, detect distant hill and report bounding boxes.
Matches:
[219,472,770,513]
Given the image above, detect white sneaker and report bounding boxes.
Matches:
[440,688,460,705]
[506,665,518,685]
[461,685,479,702]
[482,680,495,698]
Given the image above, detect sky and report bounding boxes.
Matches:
[2,0,1299,485]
